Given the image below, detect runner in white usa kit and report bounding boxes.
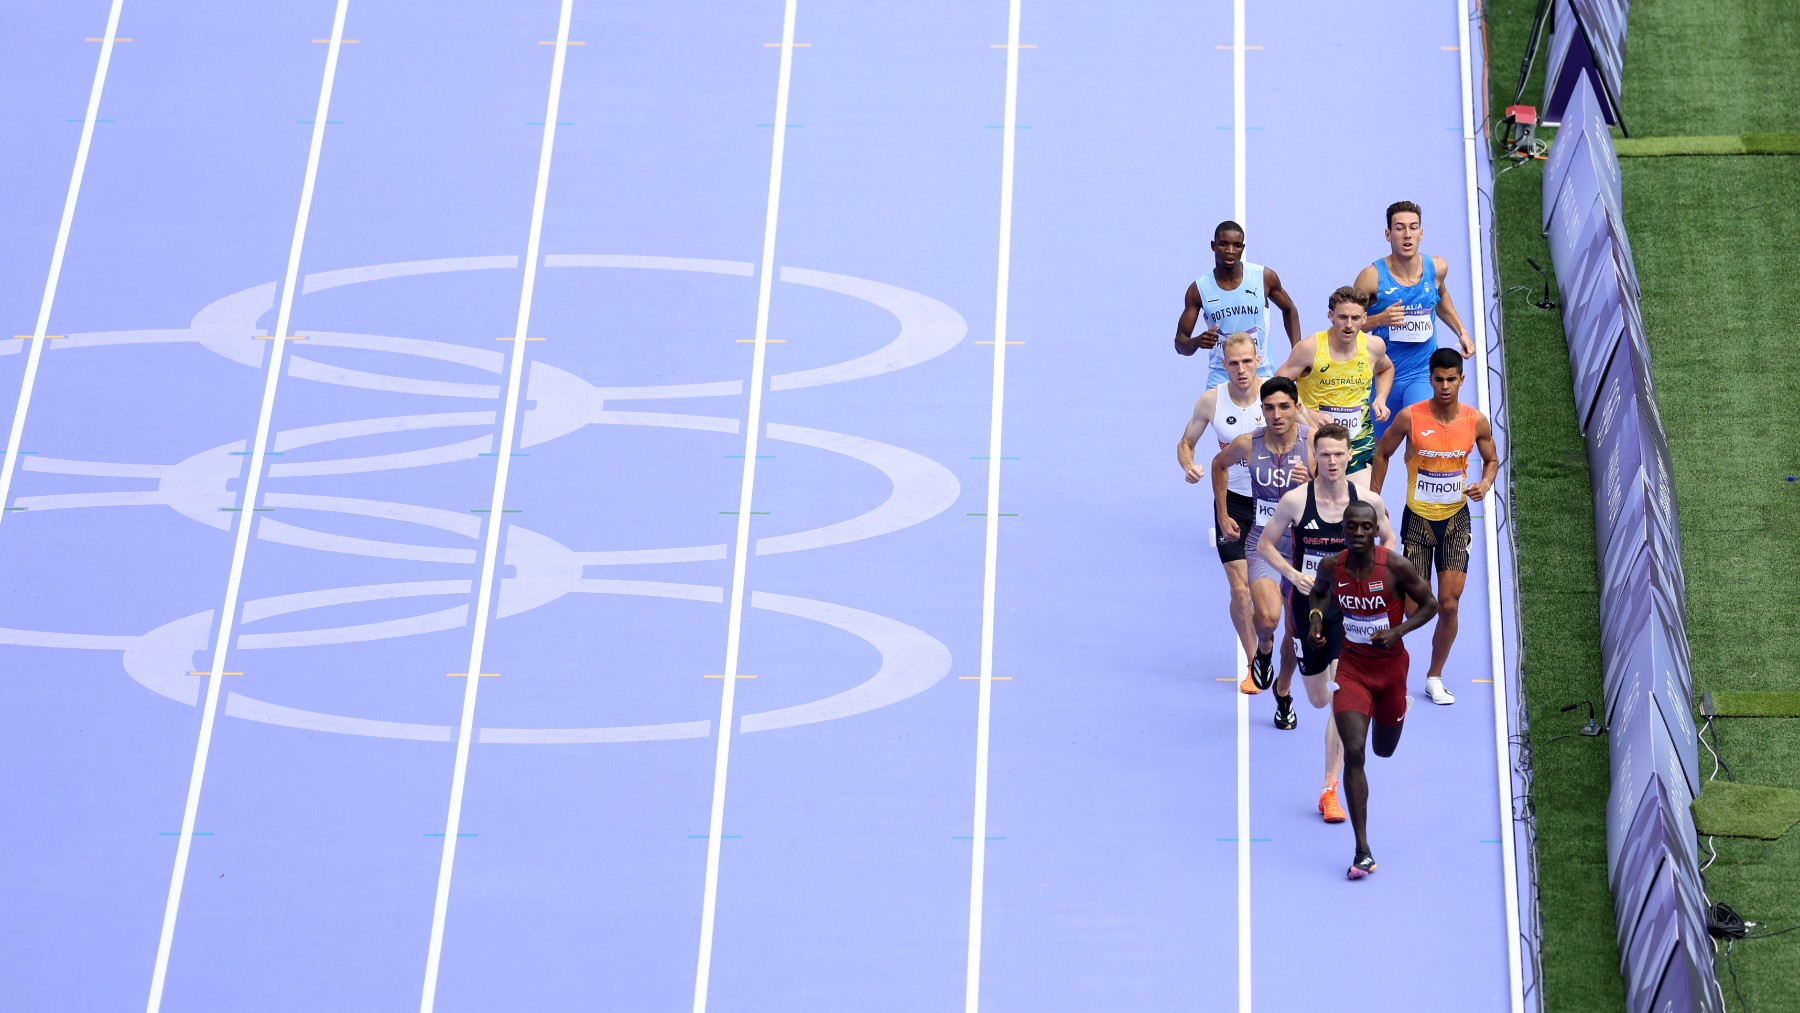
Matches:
[1178,333,1266,674]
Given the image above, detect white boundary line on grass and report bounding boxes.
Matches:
[418,4,575,1010]
[1456,1,1526,1010]
[145,4,352,1010]
[0,0,129,524]
[962,2,1024,1010]
[1232,0,1251,1009]
[689,2,800,1010]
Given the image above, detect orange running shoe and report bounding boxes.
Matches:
[1319,786,1347,824]
[1239,667,1262,695]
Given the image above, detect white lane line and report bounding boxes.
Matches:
[689,3,799,1009]
[418,5,575,1011]
[0,0,128,524]
[1456,2,1525,1009]
[1231,0,1250,1009]
[144,5,352,1011]
[962,3,1023,1010]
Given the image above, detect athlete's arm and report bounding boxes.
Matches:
[1432,256,1475,358]
[1178,389,1218,484]
[1369,335,1395,422]
[1363,489,1398,547]
[1263,265,1303,350]
[1370,403,1411,492]
[1467,413,1500,501]
[1259,489,1310,590]
[1273,336,1314,381]
[1175,282,1217,356]
[1211,434,1251,538]
[1308,554,1337,646]
[1357,263,1404,330]
[1371,553,1438,647]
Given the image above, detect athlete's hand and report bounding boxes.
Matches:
[1196,325,1222,349]
[1370,304,1405,329]
[1291,572,1315,595]
[1308,619,1326,648]
[1371,628,1402,648]
[1184,462,1206,484]
[1458,333,1476,358]
[1217,511,1241,541]
[1372,401,1390,423]
[1289,460,1311,484]
[1466,479,1489,502]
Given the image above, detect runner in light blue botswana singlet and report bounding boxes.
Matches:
[1365,256,1439,435]
[1198,262,1275,388]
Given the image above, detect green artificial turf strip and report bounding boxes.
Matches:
[1693,781,1800,840]
[1695,782,1800,841]
[1710,692,1800,718]
[1622,0,1800,137]
[1624,153,1800,1010]
[1612,133,1800,157]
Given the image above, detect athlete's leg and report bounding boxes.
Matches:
[1303,662,1336,708]
[1250,577,1282,654]
[1426,568,1467,678]
[1274,614,1298,694]
[1334,708,1373,855]
[1223,560,1255,659]
[1325,714,1345,784]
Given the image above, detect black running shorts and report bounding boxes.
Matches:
[1215,491,1256,564]
[1290,587,1342,677]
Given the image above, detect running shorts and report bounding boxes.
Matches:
[1290,587,1342,676]
[1401,503,1473,574]
[1333,645,1410,727]
[1215,491,1256,564]
[1245,525,1291,588]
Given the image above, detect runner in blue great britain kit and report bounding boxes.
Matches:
[1176,220,1304,387]
[1354,201,1475,438]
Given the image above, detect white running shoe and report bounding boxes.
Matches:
[1425,676,1455,705]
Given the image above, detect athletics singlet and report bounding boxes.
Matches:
[1404,401,1481,521]
[1290,481,1359,583]
[1197,263,1274,386]
[1332,546,1407,658]
[1295,329,1377,467]
[1210,382,1263,497]
[1248,424,1310,530]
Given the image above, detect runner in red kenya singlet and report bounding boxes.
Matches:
[1306,501,1437,880]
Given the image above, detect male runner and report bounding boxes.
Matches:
[1178,334,1266,671]
[1275,286,1396,490]
[1175,220,1304,387]
[1257,424,1396,823]
[1355,201,1475,438]
[1370,347,1498,706]
[1211,376,1311,695]
[1307,501,1438,879]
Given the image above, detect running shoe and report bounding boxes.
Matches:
[1238,666,1262,695]
[1273,694,1297,730]
[1425,676,1456,705]
[1319,786,1347,824]
[1347,851,1378,880]
[1249,647,1275,690]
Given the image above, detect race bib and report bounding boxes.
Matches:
[1255,497,1277,526]
[1318,402,1365,438]
[1301,552,1326,579]
[1390,307,1435,343]
[1412,467,1465,505]
[1344,611,1391,645]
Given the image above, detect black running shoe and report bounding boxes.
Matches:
[1273,693,1297,730]
[1347,851,1378,880]
[1250,647,1274,690]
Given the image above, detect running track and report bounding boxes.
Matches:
[0,2,1519,1010]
